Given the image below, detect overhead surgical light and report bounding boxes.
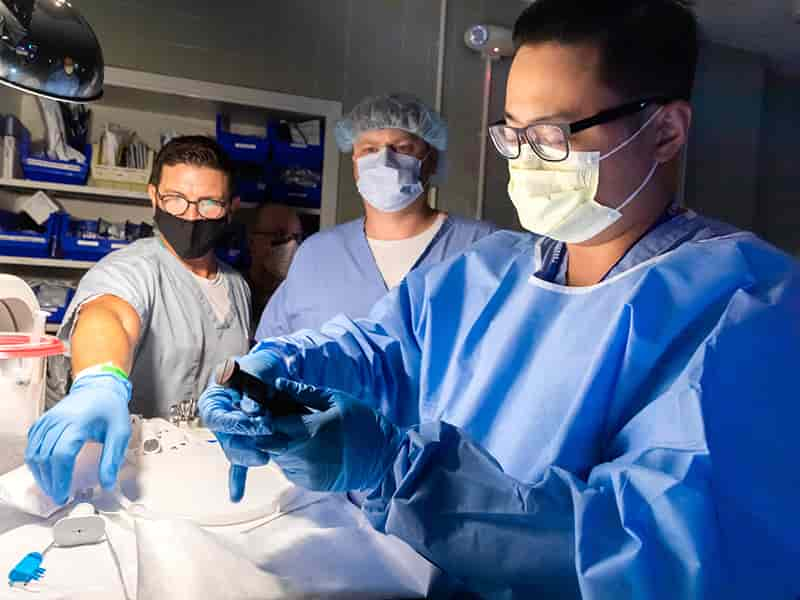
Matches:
[0,0,103,103]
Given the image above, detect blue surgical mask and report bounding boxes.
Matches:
[356,148,425,213]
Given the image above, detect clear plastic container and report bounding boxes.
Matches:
[0,287,65,435]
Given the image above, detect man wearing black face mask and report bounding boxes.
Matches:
[27,137,251,505]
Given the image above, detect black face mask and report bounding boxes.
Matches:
[154,207,228,260]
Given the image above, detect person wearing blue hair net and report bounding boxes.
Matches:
[253,94,496,339]
[201,1,800,598]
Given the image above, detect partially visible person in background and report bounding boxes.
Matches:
[246,203,303,326]
[45,56,80,98]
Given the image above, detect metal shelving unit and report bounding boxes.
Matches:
[0,179,322,216]
[0,255,95,269]
[0,66,340,299]
[0,179,324,217]
[0,178,149,203]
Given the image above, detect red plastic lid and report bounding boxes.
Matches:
[0,334,65,359]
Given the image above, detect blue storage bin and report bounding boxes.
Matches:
[0,210,59,258]
[270,165,322,208]
[269,120,324,170]
[44,292,71,324]
[56,215,130,262]
[216,114,270,163]
[215,222,249,269]
[21,140,91,186]
[232,163,270,204]
[34,285,75,325]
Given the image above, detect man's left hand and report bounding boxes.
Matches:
[255,378,403,493]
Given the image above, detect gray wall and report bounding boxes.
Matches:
[756,72,800,256]
[71,3,800,248]
[77,0,523,226]
[685,44,766,230]
[685,44,800,256]
[482,55,522,231]
[437,1,522,227]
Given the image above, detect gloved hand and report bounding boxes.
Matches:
[25,372,132,505]
[198,381,273,503]
[198,348,290,502]
[259,378,404,493]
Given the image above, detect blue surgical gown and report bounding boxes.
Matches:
[250,211,800,598]
[254,214,496,339]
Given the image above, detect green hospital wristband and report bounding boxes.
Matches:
[98,364,129,382]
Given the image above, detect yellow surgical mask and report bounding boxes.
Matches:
[508,108,662,243]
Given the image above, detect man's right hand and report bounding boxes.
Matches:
[199,348,290,502]
[25,371,132,505]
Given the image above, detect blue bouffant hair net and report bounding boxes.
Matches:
[335,94,448,153]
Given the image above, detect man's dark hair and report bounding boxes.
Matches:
[513,0,699,101]
[149,135,234,194]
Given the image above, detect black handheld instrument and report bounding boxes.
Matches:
[214,358,311,417]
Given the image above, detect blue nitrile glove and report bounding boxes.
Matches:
[198,380,273,503]
[25,371,132,505]
[198,348,290,502]
[259,378,404,493]
[234,348,292,416]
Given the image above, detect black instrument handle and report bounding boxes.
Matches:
[214,358,310,417]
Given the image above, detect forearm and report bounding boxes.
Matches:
[71,298,140,374]
[364,421,726,599]
[259,314,421,421]
[363,422,578,596]
[254,277,425,424]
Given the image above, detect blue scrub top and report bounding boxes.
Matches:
[52,238,251,418]
[535,206,739,284]
[255,214,496,339]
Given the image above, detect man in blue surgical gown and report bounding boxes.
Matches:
[200,1,800,598]
[254,94,496,339]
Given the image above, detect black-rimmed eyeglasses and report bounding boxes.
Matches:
[156,190,229,219]
[488,97,671,162]
[249,231,303,247]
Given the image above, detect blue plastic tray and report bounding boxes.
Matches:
[270,164,322,208]
[21,142,91,186]
[233,170,270,204]
[216,114,269,163]
[37,286,75,324]
[270,182,321,208]
[268,120,324,170]
[0,210,58,258]
[56,215,130,262]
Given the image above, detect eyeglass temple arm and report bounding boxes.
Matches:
[568,97,671,135]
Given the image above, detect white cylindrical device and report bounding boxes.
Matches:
[464,25,515,58]
[0,275,66,435]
